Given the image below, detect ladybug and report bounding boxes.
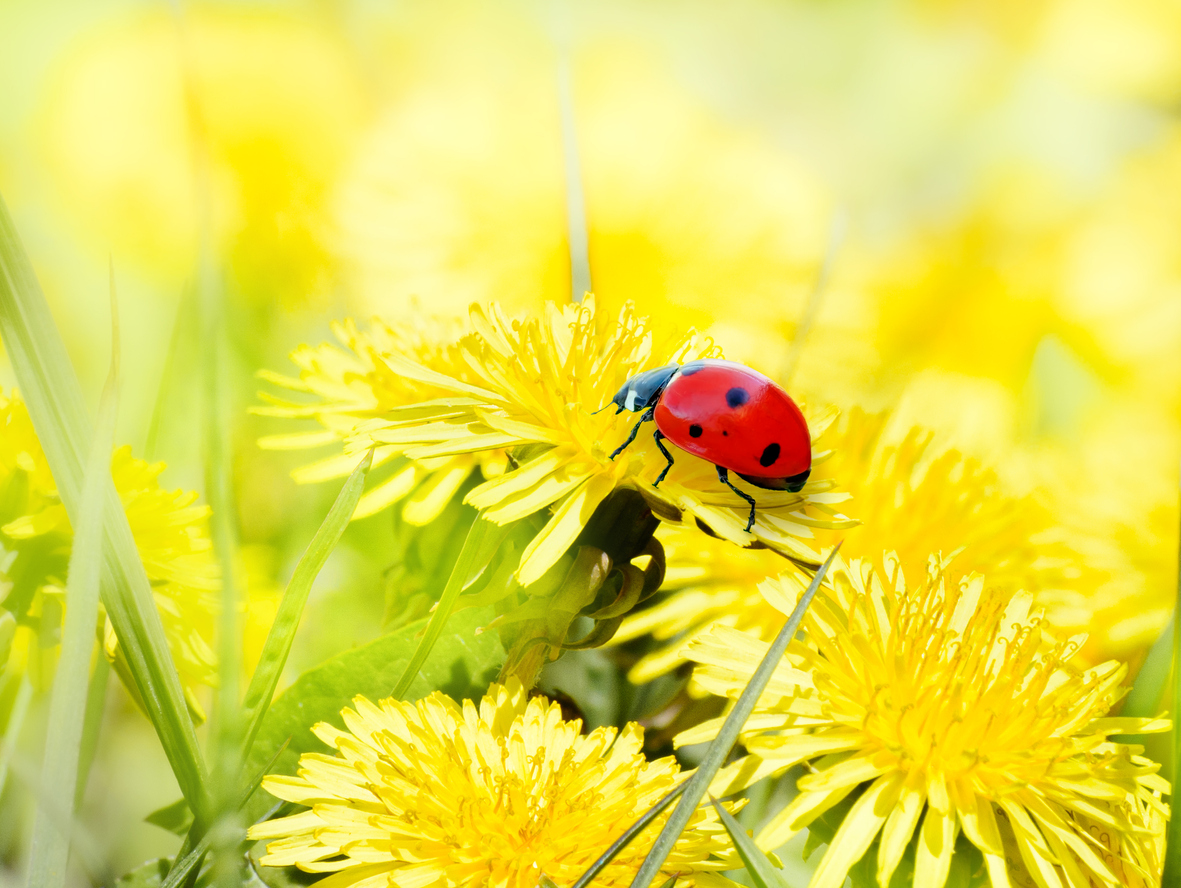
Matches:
[602,359,811,532]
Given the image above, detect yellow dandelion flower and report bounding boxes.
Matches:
[0,390,218,714]
[615,407,1096,682]
[345,297,853,588]
[680,558,1169,888]
[248,678,740,888]
[257,311,508,525]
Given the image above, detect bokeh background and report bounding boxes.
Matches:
[1,0,1179,881]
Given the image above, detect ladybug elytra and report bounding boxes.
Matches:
[603,359,812,532]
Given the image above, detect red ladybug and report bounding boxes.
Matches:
[603,359,811,531]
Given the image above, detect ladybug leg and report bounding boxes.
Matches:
[716,466,757,532]
[652,429,675,486]
[609,406,655,460]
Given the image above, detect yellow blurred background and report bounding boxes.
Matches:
[1,0,1179,878]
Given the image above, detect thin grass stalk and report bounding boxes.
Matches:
[1160,462,1181,885]
[391,515,514,699]
[628,545,841,888]
[708,796,792,888]
[569,780,689,888]
[74,655,110,809]
[0,192,210,822]
[24,282,120,888]
[238,452,372,762]
[0,677,33,801]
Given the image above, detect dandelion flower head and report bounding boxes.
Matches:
[258,311,508,525]
[681,557,1169,888]
[249,678,740,887]
[0,390,218,713]
[344,297,854,586]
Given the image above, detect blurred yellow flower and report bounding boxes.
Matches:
[0,390,217,710]
[344,298,854,587]
[257,311,507,526]
[615,407,1099,681]
[681,558,1168,888]
[39,6,367,299]
[337,18,831,326]
[249,678,740,887]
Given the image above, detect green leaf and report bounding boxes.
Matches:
[628,546,841,888]
[146,799,195,838]
[0,192,209,823]
[26,275,119,888]
[709,796,792,888]
[239,452,372,763]
[113,859,171,888]
[391,515,514,699]
[243,606,504,824]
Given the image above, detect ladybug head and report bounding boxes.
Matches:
[606,364,680,414]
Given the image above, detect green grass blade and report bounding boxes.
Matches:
[25,280,120,888]
[74,655,110,809]
[1160,464,1181,885]
[570,779,690,888]
[0,192,209,823]
[391,514,514,699]
[628,545,841,888]
[709,796,792,888]
[0,677,33,801]
[1122,619,1172,719]
[239,453,373,761]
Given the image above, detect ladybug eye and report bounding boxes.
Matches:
[759,443,780,467]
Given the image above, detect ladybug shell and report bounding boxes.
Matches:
[653,360,811,480]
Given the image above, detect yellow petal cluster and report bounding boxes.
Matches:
[258,312,508,525]
[249,678,740,888]
[344,297,854,586]
[0,390,217,714]
[615,407,1098,681]
[681,557,1168,888]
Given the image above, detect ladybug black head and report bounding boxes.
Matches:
[609,364,680,414]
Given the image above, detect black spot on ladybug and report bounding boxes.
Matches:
[726,387,750,408]
[689,424,703,438]
[759,442,781,467]
[722,430,728,436]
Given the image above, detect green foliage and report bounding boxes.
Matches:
[0,192,209,822]
[145,799,195,839]
[113,859,171,888]
[709,796,793,888]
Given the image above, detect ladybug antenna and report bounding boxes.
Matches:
[783,207,846,386]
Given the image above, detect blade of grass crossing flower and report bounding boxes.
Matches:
[0,192,209,823]
[709,796,793,888]
[74,655,110,809]
[239,453,372,762]
[1161,460,1181,885]
[25,278,119,888]
[391,515,515,699]
[629,545,841,888]
[570,779,690,888]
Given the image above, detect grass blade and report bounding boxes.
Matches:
[0,677,33,801]
[239,452,373,761]
[0,192,209,823]
[709,795,792,888]
[1160,462,1181,885]
[570,780,689,888]
[1122,618,1172,719]
[628,545,841,888]
[391,514,514,699]
[25,276,120,888]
